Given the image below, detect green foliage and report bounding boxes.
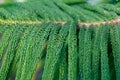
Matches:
[0,26,14,60]
[41,24,61,80]
[22,23,52,80]
[83,26,93,80]
[59,45,68,80]
[15,26,34,80]
[0,0,120,22]
[100,25,110,80]
[92,26,101,80]
[42,23,69,80]
[0,0,120,80]
[110,24,120,80]
[0,25,23,80]
[0,23,120,80]
[78,26,86,80]
[68,23,77,80]
[98,4,120,15]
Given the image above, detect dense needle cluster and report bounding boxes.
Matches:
[0,0,120,22]
[0,23,120,80]
[0,0,120,80]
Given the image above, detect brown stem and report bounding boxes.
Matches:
[0,17,120,27]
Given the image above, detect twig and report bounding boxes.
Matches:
[0,17,120,27]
